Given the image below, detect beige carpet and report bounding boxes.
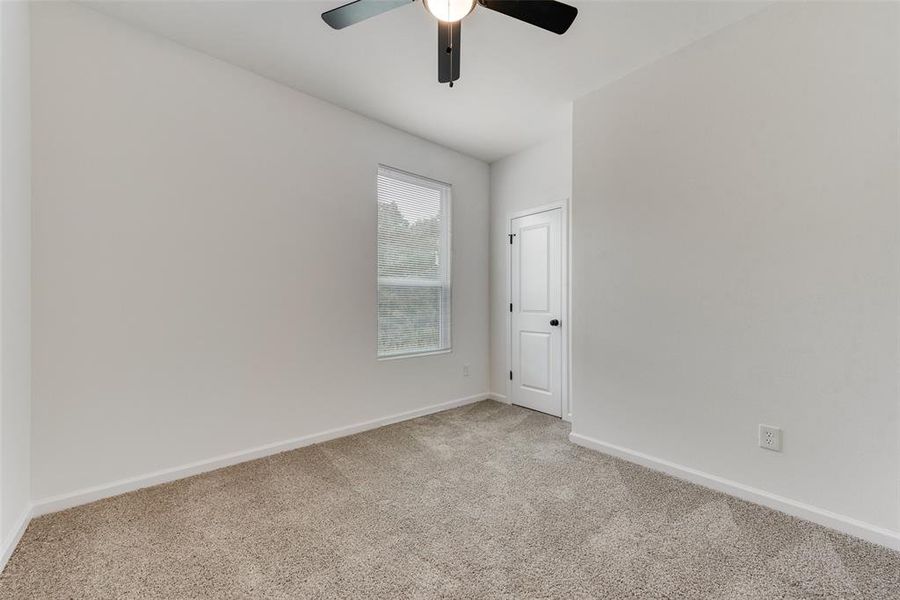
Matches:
[2,400,899,599]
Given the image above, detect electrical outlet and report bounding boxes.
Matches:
[759,424,782,452]
[463,364,470,377]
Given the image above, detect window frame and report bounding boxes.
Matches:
[376,165,452,360]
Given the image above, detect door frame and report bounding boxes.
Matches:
[506,200,571,421]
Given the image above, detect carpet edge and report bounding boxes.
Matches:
[31,393,493,519]
[569,431,900,552]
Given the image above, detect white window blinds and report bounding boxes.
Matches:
[377,166,451,358]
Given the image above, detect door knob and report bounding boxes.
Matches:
[550,319,560,327]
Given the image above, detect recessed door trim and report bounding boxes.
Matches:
[506,200,571,421]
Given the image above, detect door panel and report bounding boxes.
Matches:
[510,209,562,417]
[519,331,551,392]
[520,225,550,312]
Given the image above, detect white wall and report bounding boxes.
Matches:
[489,130,571,399]
[572,1,900,536]
[0,0,32,552]
[30,2,489,503]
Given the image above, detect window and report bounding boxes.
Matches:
[377,166,451,358]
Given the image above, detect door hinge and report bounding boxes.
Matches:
[508,233,516,244]
[509,302,513,312]
[509,370,513,381]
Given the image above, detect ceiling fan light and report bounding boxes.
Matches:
[424,0,476,23]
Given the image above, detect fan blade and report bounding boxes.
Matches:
[478,0,577,35]
[438,20,461,84]
[322,0,413,30]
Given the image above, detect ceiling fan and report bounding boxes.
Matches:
[322,0,578,87]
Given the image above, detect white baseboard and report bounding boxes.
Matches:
[569,432,900,551]
[32,393,490,518]
[489,392,509,403]
[0,506,32,574]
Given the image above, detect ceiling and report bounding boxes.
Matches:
[85,1,766,162]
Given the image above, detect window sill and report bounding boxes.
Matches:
[377,349,453,361]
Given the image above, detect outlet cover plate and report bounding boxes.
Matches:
[759,424,782,452]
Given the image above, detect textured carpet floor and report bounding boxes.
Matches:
[2,400,899,599]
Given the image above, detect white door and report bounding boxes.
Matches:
[510,208,562,417]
